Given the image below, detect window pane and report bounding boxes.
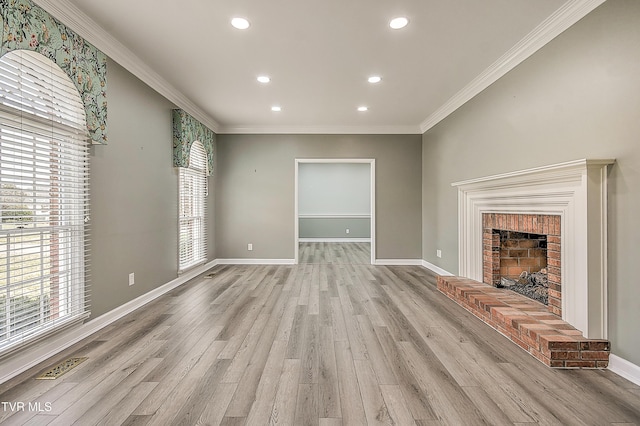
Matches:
[0,50,89,353]
[178,142,207,272]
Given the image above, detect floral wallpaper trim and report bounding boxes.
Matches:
[172,109,215,175]
[1,0,108,144]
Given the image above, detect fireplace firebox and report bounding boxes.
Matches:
[483,213,561,315]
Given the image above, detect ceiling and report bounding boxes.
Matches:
[37,0,601,134]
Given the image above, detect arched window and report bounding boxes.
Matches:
[179,141,208,272]
[0,50,90,353]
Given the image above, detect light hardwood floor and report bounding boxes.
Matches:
[299,242,371,265]
[1,243,639,425]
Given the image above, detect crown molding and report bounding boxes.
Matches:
[32,0,605,137]
[32,0,221,134]
[218,124,422,135]
[419,0,607,133]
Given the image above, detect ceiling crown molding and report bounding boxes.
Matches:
[419,0,607,133]
[32,0,605,136]
[32,0,221,134]
[218,124,422,135]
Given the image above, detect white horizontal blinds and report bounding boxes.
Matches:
[0,51,86,132]
[0,50,90,353]
[179,141,207,272]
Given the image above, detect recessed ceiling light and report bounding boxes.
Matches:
[271,106,282,112]
[231,17,250,30]
[368,76,381,84]
[389,17,409,29]
[357,106,368,112]
[257,76,270,83]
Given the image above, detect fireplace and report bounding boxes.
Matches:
[453,159,614,339]
[483,213,560,315]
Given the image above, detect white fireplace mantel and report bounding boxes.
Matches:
[452,159,615,339]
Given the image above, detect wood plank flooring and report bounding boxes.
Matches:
[299,242,371,265]
[1,243,639,425]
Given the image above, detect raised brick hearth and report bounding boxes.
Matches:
[437,275,610,368]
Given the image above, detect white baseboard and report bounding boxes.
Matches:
[0,259,219,385]
[374,259,423,266]
[216,258,296,265]
[608,354,640,386]
[421,260,455,276]
[298,238,371,243]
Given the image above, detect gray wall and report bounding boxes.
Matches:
[299,163,371,215]
[216,134,422,260]
[299,217,371,239]
[421,0,640,364]
[89,59,216,318]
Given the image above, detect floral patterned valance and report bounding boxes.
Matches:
[172,109,215,176]
[1,0,108,144]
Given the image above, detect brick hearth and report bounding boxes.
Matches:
[437,276,610,368]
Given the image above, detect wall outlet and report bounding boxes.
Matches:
[248,243,253,251]
[346,228,350,234]
[436,249,442,258]
[129,272,135,286]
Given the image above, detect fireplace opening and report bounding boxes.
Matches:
[483,213,561,317]
[496,230,548,305]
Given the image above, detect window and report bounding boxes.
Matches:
[0,50,90,354]
[178,141,207,272]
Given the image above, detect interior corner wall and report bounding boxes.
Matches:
[89,58,207,318]
[421,0,640,365]
[215,134,422,260]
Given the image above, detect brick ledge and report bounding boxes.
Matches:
[437,276,609,368]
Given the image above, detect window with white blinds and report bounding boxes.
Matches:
[178,141,207,272]
[0,50,90,355]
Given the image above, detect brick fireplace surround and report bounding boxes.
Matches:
[441,159,615,368]
[483,213,561,316]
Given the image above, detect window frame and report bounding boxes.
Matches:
[0,50,90,355]
[178,141,208,273]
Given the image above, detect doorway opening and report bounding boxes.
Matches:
[294,159,375,264]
